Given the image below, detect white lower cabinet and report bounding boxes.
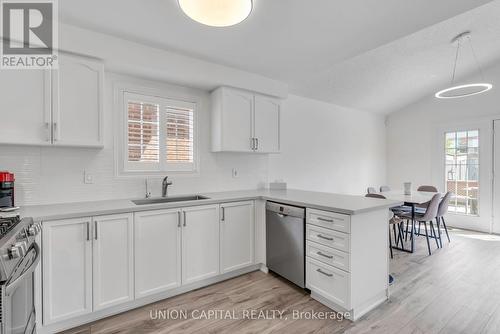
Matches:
[182,205,220,285]
[41,202,255,329]
[92,213,134,311]
[134,209,182,298]
[42,217,93,324]
[306,257,350,308]
[220,201,255,273]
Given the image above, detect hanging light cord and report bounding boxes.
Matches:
[468,36,486,82]
[451,37,461,85]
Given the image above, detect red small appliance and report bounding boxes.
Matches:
[0,171,15,208]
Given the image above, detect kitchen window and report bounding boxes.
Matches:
[122,91,197,174]
[445,130,479,215]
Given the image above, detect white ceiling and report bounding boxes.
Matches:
[59,0,499,114]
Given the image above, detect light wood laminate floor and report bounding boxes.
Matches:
[61,228,500,334]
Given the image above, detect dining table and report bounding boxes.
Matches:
[381,190,442,253]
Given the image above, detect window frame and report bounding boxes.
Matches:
[444,129,480,216]
[114,80,199,177]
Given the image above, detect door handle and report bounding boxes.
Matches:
[316,268,333,277]
[86,221,90,241]
[183,211,186,227]
[221,207,225,222]
[255,138,259,150]
[177,211,181,227]
[317,251,333,259]
[94,221,98,240]
[317,234,333,241]
[317,217,334,223]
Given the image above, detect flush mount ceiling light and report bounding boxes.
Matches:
[435,32,493,99]
[178,0,253,27]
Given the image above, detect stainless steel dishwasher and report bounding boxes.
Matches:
[266,201,306,288]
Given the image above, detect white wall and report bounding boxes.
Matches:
[268,95,387,195]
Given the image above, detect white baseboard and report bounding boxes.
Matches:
[310,289,388,322]
[39,264,260,334]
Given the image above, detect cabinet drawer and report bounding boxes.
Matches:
[306,257,350,309]
[306,224,350,253]
[306,241,350,272]
[307,208,350,233]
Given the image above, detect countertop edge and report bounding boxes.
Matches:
[25,193,404,222]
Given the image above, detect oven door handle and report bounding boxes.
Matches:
[5,242,41,296]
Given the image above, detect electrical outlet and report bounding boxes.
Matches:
[84,170,94,184]
[232,168,238,178]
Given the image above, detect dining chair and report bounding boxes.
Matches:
[366,193,404,258]
[414,185,439,226]
[436,191,452,247]
[400,193,441,255]
[367,187,377,194]
[417,185,438,192]
[380,186,391,192]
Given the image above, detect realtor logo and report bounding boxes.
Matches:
[1,0,58,69]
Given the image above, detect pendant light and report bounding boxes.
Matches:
[435,32,493,99]
[178,0,253,27]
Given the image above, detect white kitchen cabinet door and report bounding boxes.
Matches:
[220,201,255,274]
[92,213,134,311]
[42,217,92,325]
[254,95,280,153]
[182,205,220,285]
[0,69,51,145]
[212,87,254,152]
[51,53,103,147]
[134,209,182,298]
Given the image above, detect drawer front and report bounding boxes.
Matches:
[306,257,350,309]
[307,208,350,233]
[306,224,350,253]
[306,240,350,272]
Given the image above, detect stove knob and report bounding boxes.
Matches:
[15,241,27,256]
[28,226,37,236]
[8,245,22,259]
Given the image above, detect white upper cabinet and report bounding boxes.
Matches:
[134,209,182,298]
[0,52,103,148]
[92,213,134,311]
[0,70,51,145]
[220,201,255,274]
[211,87,280,153]
[42,217,93,325]
[52,54,104,147]
[254,95,280,153]
[182,205,220,285]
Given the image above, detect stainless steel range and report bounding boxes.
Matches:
[0,214,41,334]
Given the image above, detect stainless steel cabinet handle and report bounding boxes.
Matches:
[317,251,333,259]
[86,222,90,241]
[94,221,98,240]
[221,207,225,222]
[317,217,334,223]
[177,211,181,227]
[317,234,333,241]
[183,211,186,227]
[250,138,255,150]
[53,122,58,142]
[316,268,333,277]
[256,138,259,150]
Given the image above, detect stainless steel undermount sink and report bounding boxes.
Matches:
[132,195,210,205]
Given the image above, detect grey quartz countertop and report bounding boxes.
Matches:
[20,189,403,222]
